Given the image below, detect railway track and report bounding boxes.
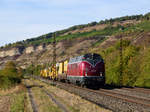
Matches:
[99,89,150,107]
[122,87,150,94]
[24,80,38,112]
[24,78,69,112]
[107,87,150,100]
[43,89,68,112]
[34,76,150,112]
[32,81,69,112]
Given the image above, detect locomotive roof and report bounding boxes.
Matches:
[69,53,103,63]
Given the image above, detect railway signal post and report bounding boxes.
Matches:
[119,27,124,86]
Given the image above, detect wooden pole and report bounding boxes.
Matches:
[52,33,56,80]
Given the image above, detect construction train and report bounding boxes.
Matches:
[40,53,105,87]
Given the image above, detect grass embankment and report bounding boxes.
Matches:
[33,79,111,112]
[25,79,63,112]
[0,61,26,112]
[10,87,25,112]
[0,85,26,112]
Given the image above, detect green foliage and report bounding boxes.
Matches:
[98,14,143,24]
[0,61,22,89]
[25,64,42,76]
[100,38,150,88]
[10,91,25,112]
[134,48,150,88]
[0,76,12,89]
[92,37,106,47]
[24,64,34,75]
[104,50,121,86]
[115,40,131,50]
[120,20,150,35]
[51,25,124,43]
[33,65,42,76]
[2,61,17,77]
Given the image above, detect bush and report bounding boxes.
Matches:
[0,61,22,89]
[0,76,11,89]
[25,64,42,76]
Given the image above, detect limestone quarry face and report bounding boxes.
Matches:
[0,51,5,57]
[0,44,46,58]
[0,48,22,58]
[46,44,53,50]
[0,37,103,69]
[6,48,21,56]
[36,44,45,51]
[25,46,35,54]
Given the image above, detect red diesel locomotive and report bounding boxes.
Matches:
[67,53,105,87]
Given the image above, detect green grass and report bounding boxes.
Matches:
[31,86,62,112]
[10,91,25,112]
[121,20,150,35]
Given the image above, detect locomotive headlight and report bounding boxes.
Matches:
[85,68,88,76]
[100,72,103,76]
[85,72,87,76]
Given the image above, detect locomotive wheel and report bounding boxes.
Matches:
[81,82,86,88]
[66,80,70,84]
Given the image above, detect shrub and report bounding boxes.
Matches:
[0,61,22,89]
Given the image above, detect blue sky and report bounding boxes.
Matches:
[0,0,150,47]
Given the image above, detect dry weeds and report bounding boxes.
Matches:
[0,85,23,96]
[0,96,11,112]
[0,84,25,112]
[34,79,112,112]
[25,79,62,112]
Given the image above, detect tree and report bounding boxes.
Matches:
[0,61,22,89]
[2,61,17,77]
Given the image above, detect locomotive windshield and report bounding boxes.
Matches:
[68,53,103,65]
[83,53,103,66]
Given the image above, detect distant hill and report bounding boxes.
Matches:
[0,12,150,87]
[1,12,150,49]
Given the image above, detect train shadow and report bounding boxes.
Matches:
[23,77,30,80]
[86,84,136,90]
[100,84,135,90]
[26,84,43,89]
